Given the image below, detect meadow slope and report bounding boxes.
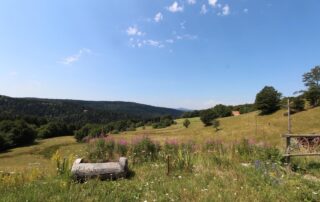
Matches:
[1,108,320,202]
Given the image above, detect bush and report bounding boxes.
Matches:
[0,120,37,150]
[212,119,220,131]
[163,139,179,156]
[183,119,190,128]
[116,139,128,156]
[85,138,115,163]
[131,136,160,163]
[255,86,282,114]
[212,104,232,118]
[291,96,305,112]
[200,110,218,126]
[37,122,73,139]
[305,86,320,107]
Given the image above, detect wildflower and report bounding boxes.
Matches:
[178,175,182,179]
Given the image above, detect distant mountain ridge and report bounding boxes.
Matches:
[0,95,183,125]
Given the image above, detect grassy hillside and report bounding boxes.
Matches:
[1,108,320,201]
[1,107,320,172]
[119,107,320,147]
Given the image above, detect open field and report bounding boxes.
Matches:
[1,108,320,201]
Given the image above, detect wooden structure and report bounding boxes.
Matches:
[282,134,320,163]
[71,157,128,180]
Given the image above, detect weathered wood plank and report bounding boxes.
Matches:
[282,134,320,138]
[283,153,320,157]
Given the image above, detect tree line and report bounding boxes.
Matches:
[197,66,320,127]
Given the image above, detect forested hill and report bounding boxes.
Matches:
[0,95,183,125]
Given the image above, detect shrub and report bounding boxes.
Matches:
[85,138,115,163]
[131,136,160,163]
[212,119,220,131]
[0,120,37,149]
[200,109,218,126]
[183,119,190,128]
[163,139,179,156]
[212,104,232,118]
[116,139,128,156]
[174,149,194,172]
[291,96,305,112]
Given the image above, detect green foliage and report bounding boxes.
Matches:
[212,104,232,118]
[181,110,200,118]
[212,119,220,131]
[0,120,37,150]
[152,116,175,129]
[131,137,160,163]
[291,96,305,112]
[232,104,256,114]
[116,140,128,156]
[174,149,194,172]
[303,66,320,88]
[51,150,72,177]
[305,85,320,107]
[255,86,282,115]
[37,122,73,139]
[200,109,218,126]
[183,119,190,128]
[0,95,182,126]
[85,138,115,163]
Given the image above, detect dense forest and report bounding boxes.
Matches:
[0,96,183,125]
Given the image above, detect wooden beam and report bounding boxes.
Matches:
[283,153,320,157]
[282,134,320,138]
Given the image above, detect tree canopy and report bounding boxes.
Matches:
[255,86,282,115]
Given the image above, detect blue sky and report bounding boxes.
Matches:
[0,0,319,109]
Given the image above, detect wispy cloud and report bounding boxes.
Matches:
[126,26,145,36]
[167,2,183,13]
[176,34,198,40]
[243,8,249,13]
[59,48,91,65]
[129,38,164,48]
[143,40,164,48]
[200,4,208,15]
[208,0,218,7]
[221,4,230,16]
[187,0,196,5]
[154,12,163,22]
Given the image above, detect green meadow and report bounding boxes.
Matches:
[1,108,320,201]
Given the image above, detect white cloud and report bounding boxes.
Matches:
[167,2,183,13]
[176,34,198,40]
[129,38,164,48]
[126,26,145,36]
[200,4,208,14]
[222,4,230,16]
[187,0,196,5]
[154,12,163,22]
[59,48,91,65]
[243,8,249,13]
[208,0,218,7]
[166,39,174,43]
[143,40,164,48]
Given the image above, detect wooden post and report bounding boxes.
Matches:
[167,155,170,176]
[288,99,291,134]
[285,136,291,165]
[255,115,258,136]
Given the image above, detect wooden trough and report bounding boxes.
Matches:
[71,157,128,180]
